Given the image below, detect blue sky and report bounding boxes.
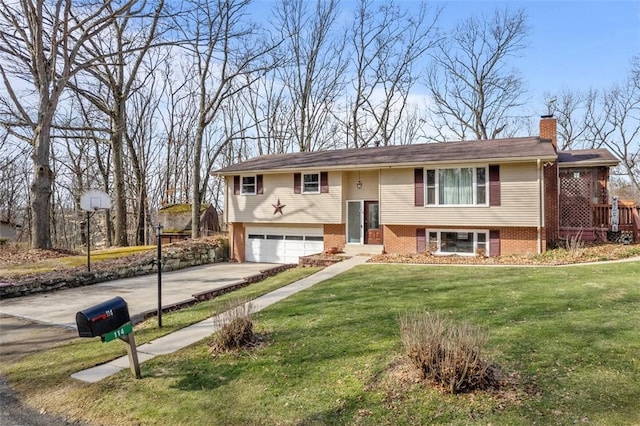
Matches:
[254,0,639,113]
[439,1,640,104]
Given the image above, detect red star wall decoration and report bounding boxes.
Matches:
[272,198,286,215]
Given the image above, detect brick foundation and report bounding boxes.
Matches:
[383,224,540,256]
[382,225,419,254]
[498,227,540,255]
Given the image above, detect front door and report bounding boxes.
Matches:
[364,201,382,244]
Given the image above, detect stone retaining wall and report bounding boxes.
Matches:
[298,255,345,267]
[0,241,229,299]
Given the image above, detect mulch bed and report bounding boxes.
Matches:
[369,243,640,266]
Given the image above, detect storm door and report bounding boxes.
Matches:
[346,201,363,244]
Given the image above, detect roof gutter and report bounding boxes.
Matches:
[214,155,559,176]
[558,160,619,168]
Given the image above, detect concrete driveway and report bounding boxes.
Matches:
[0,262,274,329]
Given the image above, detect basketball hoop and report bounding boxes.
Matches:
[80,190,111,272]
[80,190,112,212]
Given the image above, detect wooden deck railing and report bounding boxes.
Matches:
[593,204,637,229]
[559,203,639,243]
[592,203,640,241]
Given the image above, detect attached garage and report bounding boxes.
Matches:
[245,226,324,263]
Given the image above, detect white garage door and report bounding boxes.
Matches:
[245,226,324,263]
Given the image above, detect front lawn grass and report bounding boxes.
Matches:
[4,262,640,425]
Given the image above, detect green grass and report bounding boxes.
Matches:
[4,263,640,425]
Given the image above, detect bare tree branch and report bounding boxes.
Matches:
[426,8,529,141]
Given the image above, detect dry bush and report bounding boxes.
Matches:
[564,230,584,257]
[209,300,255,355]
[399,311,498,394]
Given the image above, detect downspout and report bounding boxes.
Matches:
[224,175,232,259]
[537,159,543,254]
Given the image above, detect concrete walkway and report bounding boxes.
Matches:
[71,256,370,383]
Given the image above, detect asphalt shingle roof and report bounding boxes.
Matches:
[557,149,619,166]
[216,136,559,174]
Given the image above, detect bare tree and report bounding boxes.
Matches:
[585,77,640,199]
[0,0,139,248]
[66,0,165,246]
[125,62,167,245]
[543,89,589,150]
[349,0,439,147]
[240,71,293,155]
[156,56,197,206]
[274,0,347,152]
[0,132,29,226]
[176,0,276,238]
[426,8,529,141]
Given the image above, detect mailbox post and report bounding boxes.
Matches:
[76,297,141,379]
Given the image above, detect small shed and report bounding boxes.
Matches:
[156,204,221,243]
[0,220,17,241]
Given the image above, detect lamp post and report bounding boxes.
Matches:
[156,223,163,328]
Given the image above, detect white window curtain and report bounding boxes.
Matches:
[439,168,473,204]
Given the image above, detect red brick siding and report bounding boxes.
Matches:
[498,227,540,255]
[540,116,557,149]
[382,225,418,254]
[323,224,345,251]
[544,162,559,244]
[597,166,609,203]
[540,116,559,246]
[230,222,245,262]
[383,224,540,256]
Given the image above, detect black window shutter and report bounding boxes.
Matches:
[489,165,500,206]
[294,173,301,194]
[320,172,329,193]
[256,175,263,194]
[233,176,240,195]
[416,229,426,253]
[414,168,424,207]
[489,230,500,256]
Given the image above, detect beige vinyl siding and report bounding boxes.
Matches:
[227,172,342,224]
[380,163,541,227]
[343,170,379,200]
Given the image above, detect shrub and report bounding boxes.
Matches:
[564,230,584,257]
[209,300,255,354]
[399,311,498,394]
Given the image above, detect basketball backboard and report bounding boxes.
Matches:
[80,190,112,212]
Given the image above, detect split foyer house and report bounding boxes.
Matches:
[216,116,637,263]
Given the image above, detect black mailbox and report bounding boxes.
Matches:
[76,296,130,338]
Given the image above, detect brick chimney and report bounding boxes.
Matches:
[540,114,559,247]
[540,115,557,150]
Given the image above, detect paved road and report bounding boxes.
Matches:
[0,262,274,329]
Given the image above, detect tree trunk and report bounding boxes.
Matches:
[31,105,53,249]
[191,122,204,238]
[112,100,128,246]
